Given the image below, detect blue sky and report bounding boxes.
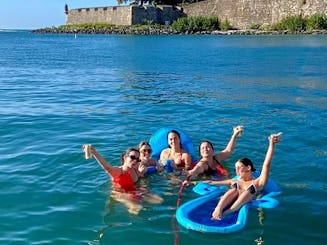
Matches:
[0,0,120,29]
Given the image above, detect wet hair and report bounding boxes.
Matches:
[167,130,182,148]
[120,147,139,165]
[198,140,215,155]
[238,157,256,172]
[137,141,151,150]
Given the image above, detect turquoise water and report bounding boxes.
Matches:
[0,31,326,245]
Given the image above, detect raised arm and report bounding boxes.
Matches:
[215,126,243,162]
[257,132,282,190]
[83,144,120,177]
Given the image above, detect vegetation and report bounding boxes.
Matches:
[171,16,226,33]
[271,13,327,32]
[33,14,327,35]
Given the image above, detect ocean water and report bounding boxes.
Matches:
[0,30,326,245]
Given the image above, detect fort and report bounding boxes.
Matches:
[66,0,327,29]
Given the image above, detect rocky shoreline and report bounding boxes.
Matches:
[32,26,327,35]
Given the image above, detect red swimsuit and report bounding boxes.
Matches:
[112,171,136,192]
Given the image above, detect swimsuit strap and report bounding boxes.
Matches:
[213,157,228,175]
[246,179,258,195]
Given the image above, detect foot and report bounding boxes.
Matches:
[211,206,223,220]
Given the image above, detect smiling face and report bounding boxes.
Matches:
[234,161,251,177]
[168,132,181,149]
[139,145,152,160]
[124,150,140,169]
[199,141,214,158]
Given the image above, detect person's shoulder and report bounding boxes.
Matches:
[213,153,223,162]
[197,158,207,165]
[161,148,170,154]
[182,149,191,155]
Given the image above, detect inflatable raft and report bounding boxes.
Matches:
[176,173,281,233]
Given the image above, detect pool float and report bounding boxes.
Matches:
[149,127,197,163]
[176,172,281,233]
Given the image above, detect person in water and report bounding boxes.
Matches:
[159,129,193,171]
[137,141,163,176]
[206,132,282,220]
[83,144,162,214]
[185,125,244,182]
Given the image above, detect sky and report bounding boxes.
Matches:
[0,0,120,30]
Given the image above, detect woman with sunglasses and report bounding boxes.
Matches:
[83,144,163,214]
[83,145,143,192]
[137,141,163,176]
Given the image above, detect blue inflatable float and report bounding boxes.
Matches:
[176,173,281,233]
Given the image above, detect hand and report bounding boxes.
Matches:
[233,125,244,136]
[269,132,282,145]
[83,144,93,159]
[138,163,147,174]
[182,180,189,187]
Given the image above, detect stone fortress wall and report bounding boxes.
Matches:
[66,0,327,29]
[183,0,327,29]
[66,5,183,26]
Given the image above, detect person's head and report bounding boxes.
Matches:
[199,140,214,158]
[137,141,152,159]
[234,157,256,176]
[167,130,182,149]
[120,147,140,169]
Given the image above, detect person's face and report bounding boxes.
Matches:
[168,132,180,148]
[200,142,213,158]
[234,161,251,176]
[124,151,140,168]
[140,145,152,159]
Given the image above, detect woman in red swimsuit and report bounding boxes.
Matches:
[83,145,163,214]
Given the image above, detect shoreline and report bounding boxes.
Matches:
[32,26,327,35]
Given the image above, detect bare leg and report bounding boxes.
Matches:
[212,188,239,220]
[142,192,163,204]
[111,191,143,215]
[222,190,253,216]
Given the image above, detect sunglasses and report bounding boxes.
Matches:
[128,155,141,162]
[141,149,152,154]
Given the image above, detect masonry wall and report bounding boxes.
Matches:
[183,0,327,29]
[66,5,183,26]
[66,1,327,28]
[66,6,132,26]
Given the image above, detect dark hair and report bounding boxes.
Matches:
[120,147,139,165]
[239,157,256,172]
[137,141,151,150]
[198,140,215,155]
[167,130,182,148]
